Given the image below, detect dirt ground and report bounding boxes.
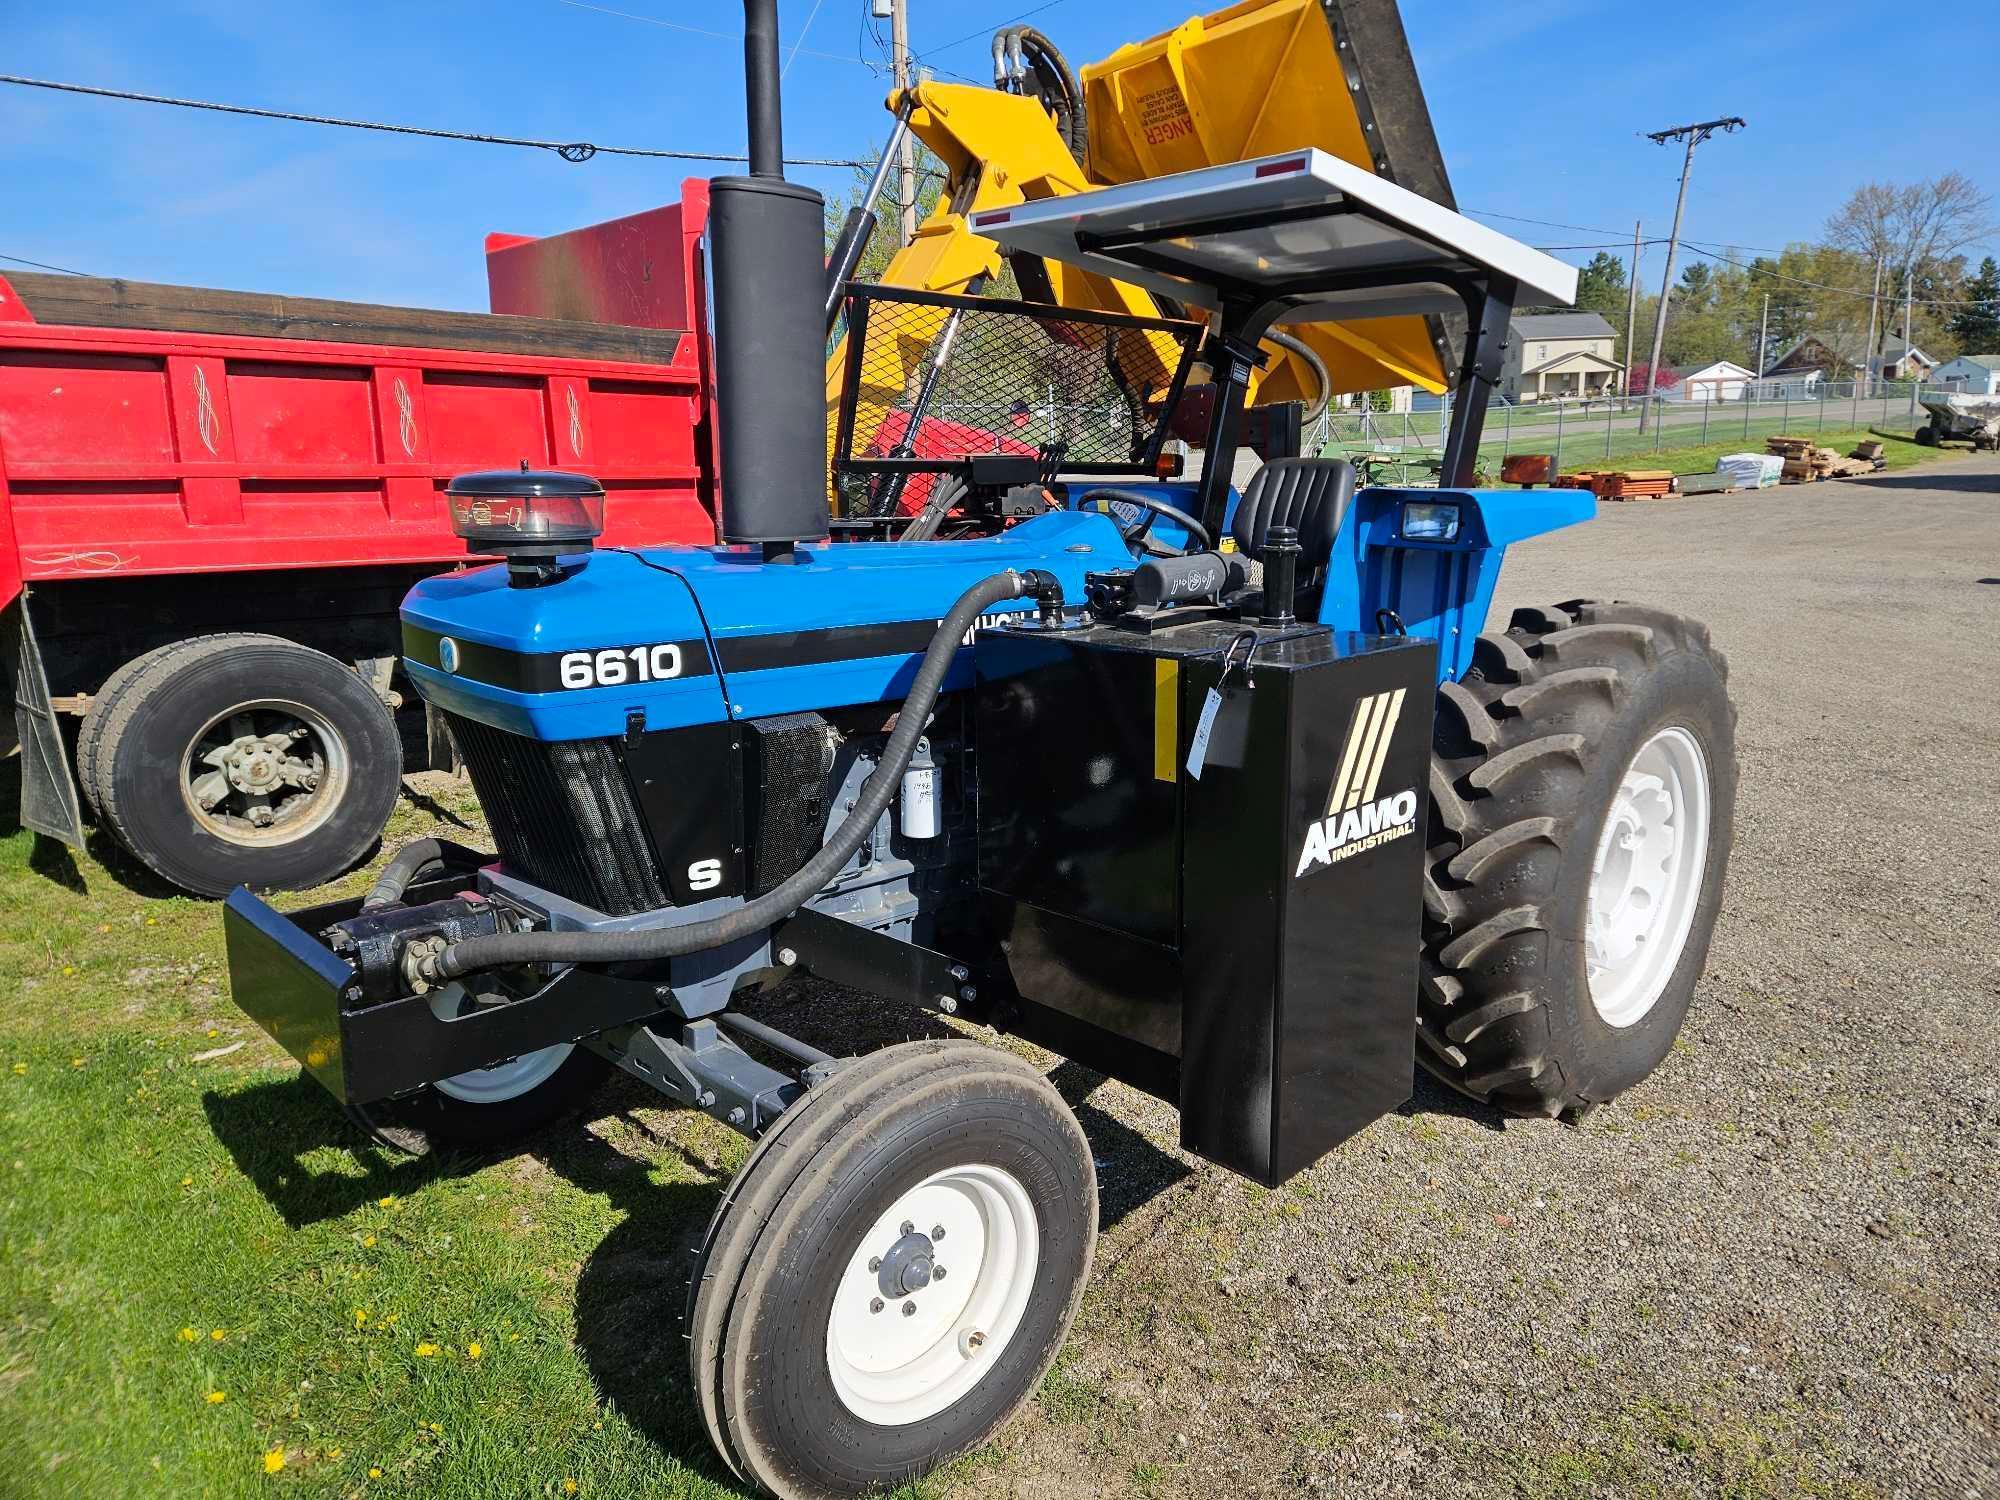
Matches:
[842,454,1994,1499]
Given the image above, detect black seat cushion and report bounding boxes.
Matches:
[1229,457,1357,568]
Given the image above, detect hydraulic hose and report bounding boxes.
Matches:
[421,569,1063,984]
[362,837,492,910]
[1263,330,1332,424]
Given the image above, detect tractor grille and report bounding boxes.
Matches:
[443,712,668,916]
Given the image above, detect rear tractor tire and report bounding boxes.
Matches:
[1420,600,1737,1117]
[377,1044,615,1153]
[687,1039,1096,1499]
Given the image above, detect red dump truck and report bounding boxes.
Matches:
[0,182,719,895]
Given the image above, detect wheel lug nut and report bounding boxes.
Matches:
[869,1298,883,1314]
[902,1301,916,1317]
[900,1221,914,1236]
[868,1257,881,1272]
[932,1225,945,1240]
[933,1265,946,1280]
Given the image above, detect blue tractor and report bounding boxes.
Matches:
[221,8,1736,1495]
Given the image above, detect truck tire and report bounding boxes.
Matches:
[81,633,403,896]
[1419,601,1737,1118]
[1914,424,1936,446]
[687,1039,1096,1499]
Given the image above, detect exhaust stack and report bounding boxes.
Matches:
[711,0,830,558]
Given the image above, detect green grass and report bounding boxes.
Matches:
[1553,425,1962,483]
[0,774,815,1499]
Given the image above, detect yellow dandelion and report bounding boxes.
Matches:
[179,1326,198,1343]
[263,1448,285,1474]
[61,965,74,976]
[564,1480,579,1495]
[427,1422,442,1435]
[369,1468,383,1480]
[211,1328,225,1342]
[207,1028,220,1038]
[383,1313,399,1326]
[466,1342,481,1360]
[414,1342,439,1358]
[353,1309,369,1328]
[146,916,158,926]
[325,1447,343,1461]
[592,1421,602,1432]
[361,1234,377,1248]
[71,1058,85,1069]
[181,1176,194,1187]
[97,923,111,934]
[10,1063,25,1076]
[377,1194,397,1208]
[206,1391,227,1404]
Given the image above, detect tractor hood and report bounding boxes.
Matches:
[400,508,1130,742]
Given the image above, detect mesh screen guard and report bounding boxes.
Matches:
[831,284,1203,520]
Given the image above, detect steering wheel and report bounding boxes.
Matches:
[1075,489,1212,555]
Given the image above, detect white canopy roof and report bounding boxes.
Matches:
[974,148,1579,325]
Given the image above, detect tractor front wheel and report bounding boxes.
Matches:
[1420,601,1737,1117]
[687,1039,1096,1499]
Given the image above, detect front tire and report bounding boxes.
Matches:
[1420,601,1737,1116]
[382,1044,614,1152]
[687,1039,1096,1499]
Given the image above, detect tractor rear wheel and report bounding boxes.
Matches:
[686,1039,1096,1499]
[1420,600,1737,1117]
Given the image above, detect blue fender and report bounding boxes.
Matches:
[1317,487,1596,683]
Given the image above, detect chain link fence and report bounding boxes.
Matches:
[1315,379,1944,482]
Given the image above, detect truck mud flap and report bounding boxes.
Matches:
[222,885,673,1107]
[3,596,85,846]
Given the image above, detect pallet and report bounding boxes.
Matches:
[1559,468,1674,501]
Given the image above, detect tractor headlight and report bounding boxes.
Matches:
[446,468,606,559]
[1400,500,1461,542]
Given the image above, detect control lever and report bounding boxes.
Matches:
[1261,525,1301,625]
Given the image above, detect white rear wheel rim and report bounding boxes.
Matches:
[826,1163,1039,1426]
[1586,726,1711,1028]
[433,1043,572,1104]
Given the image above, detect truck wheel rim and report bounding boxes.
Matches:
[825,1163,1039,1426]
[1585,726,1710,1028]
[433,1044,572,1104]
[181,698,349,848]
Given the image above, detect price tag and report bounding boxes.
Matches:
[1184,687,1224,780]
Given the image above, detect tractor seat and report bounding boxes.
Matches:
[1229,457,1356,567]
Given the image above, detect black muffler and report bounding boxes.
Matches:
[711,0,830,558]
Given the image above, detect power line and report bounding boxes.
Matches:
[0,251,88,276]
[1465,207,1636,238]
[924,0,1070,58]
[1677,240,1990,308]
[0,74,866,168]
[781,0,829,78]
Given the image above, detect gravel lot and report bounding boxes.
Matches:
[833,455,1997,1499]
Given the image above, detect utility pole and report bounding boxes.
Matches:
[1902,261,1915,385]
[890,0,917,247]
[1863,255,1882,394]
[1623,219,1641,397]
[1635,116,1746,432]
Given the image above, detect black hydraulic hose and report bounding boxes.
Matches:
[1264,330,1332,424]
[424,569,1061,983]
[362,837,492,910]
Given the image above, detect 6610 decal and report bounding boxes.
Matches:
[559,643,686,689]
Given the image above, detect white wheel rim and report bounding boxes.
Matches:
[1585,726,1711,1028]
[826,1164,1039,1427]
[433,1043,572,1104]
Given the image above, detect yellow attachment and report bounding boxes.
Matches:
[1082,0,1446,395]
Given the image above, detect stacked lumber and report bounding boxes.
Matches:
[1765,435,1875,481]
[1558,468,1675,501]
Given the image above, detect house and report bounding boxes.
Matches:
[1500,312,1624,402]
[1931,354,2000,395]
[1766,336,1862,382]
[1872,337,1937,381]
[1679,359,1756,403]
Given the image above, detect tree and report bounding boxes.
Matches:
[1949,256,2000,350]
[1824,175,1997,362]
[1574,250,1628,332]
[1629,361,1680,395]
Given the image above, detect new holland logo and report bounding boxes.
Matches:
[1295,687,1419,877]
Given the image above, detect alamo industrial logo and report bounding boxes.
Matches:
[1295,687,1419,877]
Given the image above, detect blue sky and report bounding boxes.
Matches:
[5,1,1997,312]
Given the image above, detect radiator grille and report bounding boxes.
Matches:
[444,712,668,916]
